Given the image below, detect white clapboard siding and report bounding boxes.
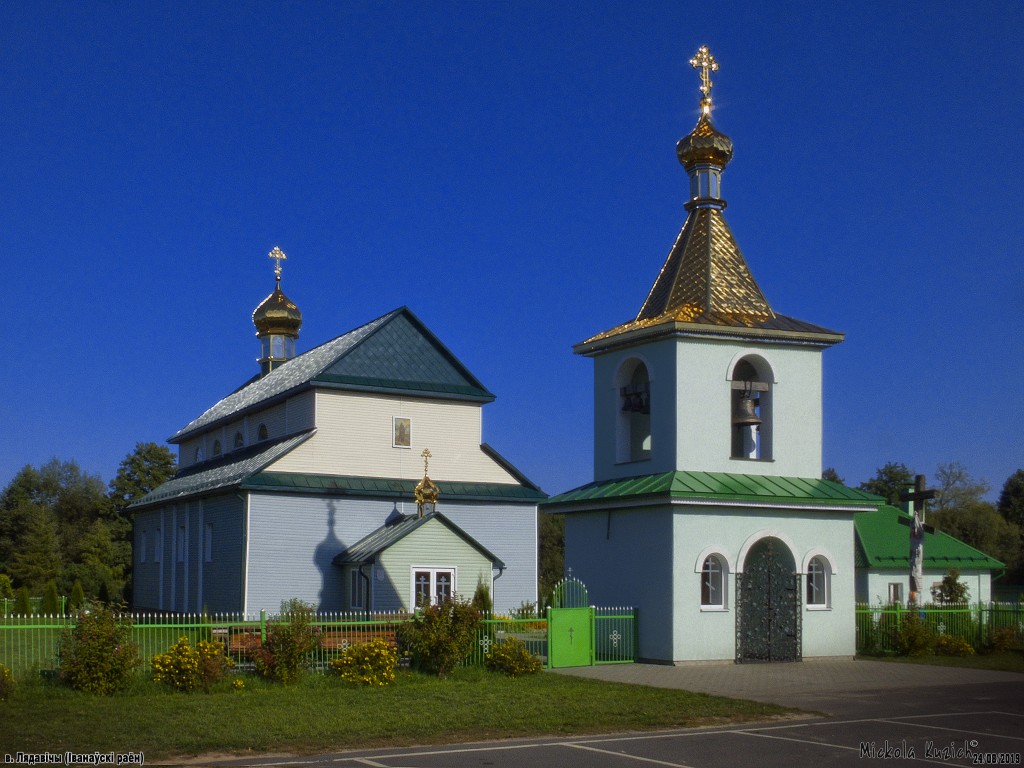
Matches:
[267,390,519,484]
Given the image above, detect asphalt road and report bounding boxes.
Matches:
[193,663,1024,768]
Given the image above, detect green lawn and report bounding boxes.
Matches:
[0,668,793,762]
[864,650,1024,673]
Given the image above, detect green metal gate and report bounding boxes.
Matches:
[548,607,594,668]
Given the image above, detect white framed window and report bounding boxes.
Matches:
[888,582,904,604]
[806,556,830,608]
[700,554,728,609]
[204,523,213,563]
[234,431,244,450]
[212,440,222,457]
[350,570,364,609]
[411,567,455,608]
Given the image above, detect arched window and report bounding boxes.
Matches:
[701,554,727,609]
[729,356,772,461]
[257,424,269,441]
[212,440,222,457]
[807,556,830,608]
[616,359,651,463]
[194,446,205,463]
[234,431,244,450]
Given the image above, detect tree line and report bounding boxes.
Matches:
[829,461,1024,582]
[0,443,176,606]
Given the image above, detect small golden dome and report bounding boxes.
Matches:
[677,111,734,169]
[252,283,302,336]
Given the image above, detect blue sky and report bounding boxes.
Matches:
[2,1,1022,500]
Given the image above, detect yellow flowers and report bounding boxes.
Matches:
[328,639,397,686]
[151,635,234,692]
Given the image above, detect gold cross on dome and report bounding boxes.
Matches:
[421,448,432,475]
[268,246,287,280]
[689,45,719,104]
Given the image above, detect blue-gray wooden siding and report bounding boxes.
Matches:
[245,493,537,615]
[131,495,244,613]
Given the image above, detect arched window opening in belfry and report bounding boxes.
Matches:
[729,357,772,461]
[616,359,651,463]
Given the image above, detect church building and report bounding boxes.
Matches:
[542,48,881,663]
[131,248,543,616]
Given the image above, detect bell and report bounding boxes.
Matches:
[732,396,762,426]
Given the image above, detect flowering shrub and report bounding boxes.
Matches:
[151,636,234,692]
[486,637,542,678]
[232,677,245,691]
[397,598,480,678]
[0,663,14,702]
[251,599,322,684]
[893,613,934,657]
[329,639,398,686]
[58,603,141,695]
[988,627,1018,653]
[934,634,976,657]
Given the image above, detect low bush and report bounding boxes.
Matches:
[934,634,975,657]
[894,613,935,657]
[58,603,141,695]
[329,639,398,686]
[486,637,542,678]
[988,627,1019,653]
[151,635,234,692]
[397,598,480,678]
[0,663,14,702]
[251,599,322,684]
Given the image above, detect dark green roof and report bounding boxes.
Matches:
[243,472,546,503]
[332,512,504,568]
[854,505,1004,572]
[172,307,493,442]
[542,470,882,511]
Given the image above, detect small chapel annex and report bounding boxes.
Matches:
[542,48,882,663]
[130,249,544,616]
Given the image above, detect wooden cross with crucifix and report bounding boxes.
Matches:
[897,474,936,606]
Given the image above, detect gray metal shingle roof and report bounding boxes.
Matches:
[171,307,493,442]
[172,311,396,441]
[130,431,314,508]
[332,512,505,567]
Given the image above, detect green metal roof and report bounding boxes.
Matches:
[854,505,1004,572]
[243,472,546,503]
[542,470,882,511]
[332,512,504,568]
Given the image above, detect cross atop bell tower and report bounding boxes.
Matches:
[689,45,719,114]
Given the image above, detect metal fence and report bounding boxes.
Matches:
[0,610,558,680]
[0,605,641,680]
[855,602,1024,654]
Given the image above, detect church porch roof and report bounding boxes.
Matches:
[542,470,882,513]
[854,505,1004,572]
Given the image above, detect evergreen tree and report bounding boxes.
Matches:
[14,586,32,616]
[997,469,1024,527]
[41,579,61,615]
[858,462,916,506]
[109,442,176,514]
[69,580,85,610]
[10,508,62,592]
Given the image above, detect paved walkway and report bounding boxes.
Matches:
[554,659,1024,715]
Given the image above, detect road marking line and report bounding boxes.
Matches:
[870,718,1024,742]
[562,743,693,767]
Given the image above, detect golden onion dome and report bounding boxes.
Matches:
[252,282,302,336]
[677,111,734,169]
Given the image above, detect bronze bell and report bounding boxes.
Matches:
[732,396,762,427]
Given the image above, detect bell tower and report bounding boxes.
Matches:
[575,47,844,482]
[252,246,303,375]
